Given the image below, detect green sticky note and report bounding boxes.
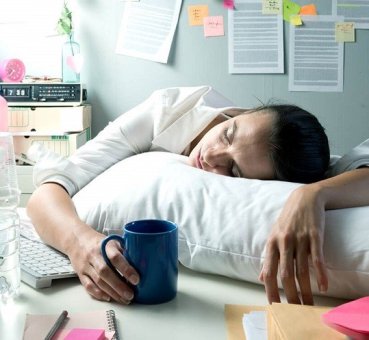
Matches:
[283,0,301,22]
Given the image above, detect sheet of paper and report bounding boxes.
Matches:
[228,0,284,74]
[288,15,344,92]
[333,0,369,29]
[242,311,268,340]
[204,16,225,37]
[115,0,182,63]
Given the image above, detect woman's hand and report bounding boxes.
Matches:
[67,227,140,304]
[27,183,140,305]
[259,184,328,305]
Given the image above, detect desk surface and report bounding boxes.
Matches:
[0,265,346,340]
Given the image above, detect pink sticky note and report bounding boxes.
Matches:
[223,0,234,9]
[203,16,224,37]
[64,328,105,340]
[322,297,369,338]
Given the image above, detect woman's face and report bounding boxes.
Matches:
[188,112,276,179]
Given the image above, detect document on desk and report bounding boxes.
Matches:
[115,0,182,63]
[242,311,267,340]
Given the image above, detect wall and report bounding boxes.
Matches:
[2,0,369,155]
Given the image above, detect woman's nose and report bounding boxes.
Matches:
[202,146,228,168]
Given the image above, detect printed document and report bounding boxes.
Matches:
[228,0,284,74]
[333,0,369,29]
[289,15,344,92]
[115,0,182,63]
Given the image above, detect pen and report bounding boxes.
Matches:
[44,310,68,340]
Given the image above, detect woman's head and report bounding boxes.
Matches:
[187,104,330,183]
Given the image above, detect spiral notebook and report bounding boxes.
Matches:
[23,310,119,340]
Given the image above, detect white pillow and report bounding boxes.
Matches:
[73,152,369,300]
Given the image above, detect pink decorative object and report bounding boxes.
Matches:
[66,53,84,74]
[0,59,26,83]
[322,296,369,340]
[223,0,234,9]
[0,95,8,132]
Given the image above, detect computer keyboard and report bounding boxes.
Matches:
[20,223,76,289]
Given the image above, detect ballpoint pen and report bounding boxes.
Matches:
[44,310,68,340]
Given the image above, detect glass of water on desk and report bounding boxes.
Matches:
[0,132,21,302]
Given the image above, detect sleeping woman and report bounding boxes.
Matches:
[26,86,369,305]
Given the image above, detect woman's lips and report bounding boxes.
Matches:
[196,152,203,169]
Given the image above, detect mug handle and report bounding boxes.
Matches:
[101,234,125,278]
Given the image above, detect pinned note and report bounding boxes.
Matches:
[204,16,224,37]
[262,0,282,15]
[283,0,300,23]
[223,0,234,9]
[188,5,209,26]
[300,4,317,15]
[335,22,355,42]
[290,14,302,26]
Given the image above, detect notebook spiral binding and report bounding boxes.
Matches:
[106,310,120,340]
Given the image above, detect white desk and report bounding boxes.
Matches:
[0,265,346,340]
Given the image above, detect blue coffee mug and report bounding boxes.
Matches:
[101,219,178,304]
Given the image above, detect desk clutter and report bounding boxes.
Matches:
[23,309,119,340]
[225,296,369,340]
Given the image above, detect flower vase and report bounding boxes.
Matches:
[62,33,81,83]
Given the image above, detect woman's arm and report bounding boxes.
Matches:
[259,167,369,305]
[26,183,139,304]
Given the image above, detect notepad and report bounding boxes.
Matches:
[23,310,119,340]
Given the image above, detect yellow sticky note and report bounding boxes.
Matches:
[300,4,317,15]
[290,14,302,25]
[188,5,209,26]
[283,0,301,22]
[204,16,224,37]
[262,0,282,14]
[335,22,355,42]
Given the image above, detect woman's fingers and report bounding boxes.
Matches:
[92,256,135,303]
[295,241,313,305]
[260,241,281,304]
[279,240,300,305]
[310,231,328,294]
[104,243,140,286]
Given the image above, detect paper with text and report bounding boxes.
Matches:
[333,0,369,29]
[289,15,344,92]
[242,311,267,340]
[115,0,182,63]
[228,0,284,74]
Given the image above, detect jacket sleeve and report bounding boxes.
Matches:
[327,138,369,177]
[31,86,215,196]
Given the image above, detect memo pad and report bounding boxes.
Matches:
[72,152,369,300]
